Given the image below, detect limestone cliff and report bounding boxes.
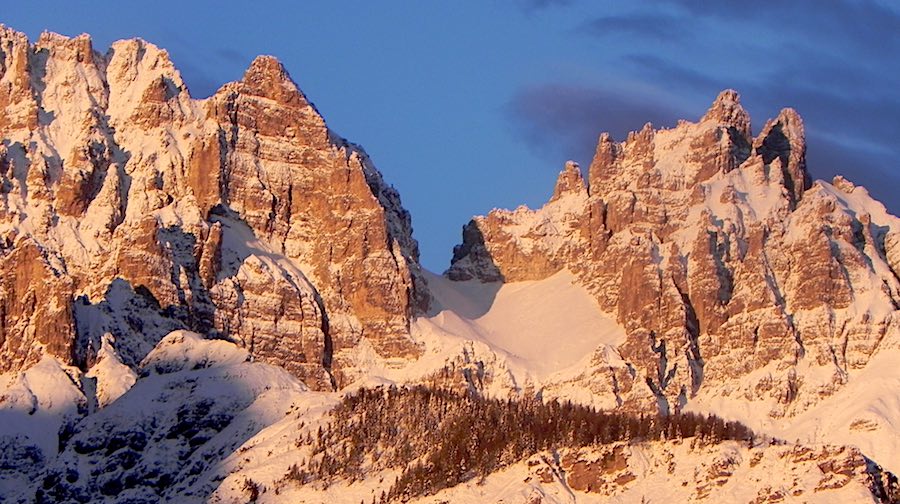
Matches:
[0,26,430,390]
[447,90,900,417]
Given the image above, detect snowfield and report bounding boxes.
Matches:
[423,269,625,379]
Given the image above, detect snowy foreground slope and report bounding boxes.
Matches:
[2,279,898,502]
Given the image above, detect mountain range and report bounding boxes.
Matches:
[0,26,898,503]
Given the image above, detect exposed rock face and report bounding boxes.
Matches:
[448,160,591,283]
[0,26,429,390]
[447,89,900,416]
[0,239,77,371]
[527,441,899,503]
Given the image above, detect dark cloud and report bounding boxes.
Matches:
[540,1,900,213]
[504,84,688,165]
[662,0,900,54]
[625,52,900,148]
[624,54,724,94]
[580,14,686,40]
[215,47,246,64]
[506,78,900,213]
[806,132,900,212]
[516,0,573,12]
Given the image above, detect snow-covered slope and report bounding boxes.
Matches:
[424,269,624,379]
[2,331,329,503]
[398,442,888,504]
[688,347,900,476]
[0,294,895,504]
[5,324,895,503]
[0,357,85,493]
[221,441,893,504]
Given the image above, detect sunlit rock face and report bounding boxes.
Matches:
[448,89,900,417]
[0,26,430,390]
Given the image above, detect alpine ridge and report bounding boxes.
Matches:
[1,26,899,504]
[0,25,429,392]
[448,88,900,422]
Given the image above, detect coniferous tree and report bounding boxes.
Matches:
[295,382,754,502]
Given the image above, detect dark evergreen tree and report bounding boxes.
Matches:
[291,382,754,502]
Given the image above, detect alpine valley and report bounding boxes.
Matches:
[0,26,898,503]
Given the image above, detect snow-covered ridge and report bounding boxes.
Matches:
[3,331,895,503]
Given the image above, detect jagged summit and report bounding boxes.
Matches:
[701,88,752,136]
[447,88,899,433]
[239,54,311,107]
[550,160,586,202]
[36,30,95,58]
[245,54,290,79]
[0,26,429,391]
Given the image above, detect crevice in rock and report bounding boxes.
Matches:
[676,282,704,395]
[726,125,752,170]
[316,293,336,392]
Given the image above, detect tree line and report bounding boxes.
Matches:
[290,385,753,502]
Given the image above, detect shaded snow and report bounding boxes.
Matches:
[86,333,137,408]
[0,356,85,457]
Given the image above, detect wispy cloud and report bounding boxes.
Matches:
[215,47,246,64]
[580,13,686,40]
[505,1,900,211]
[504,84,688,165]
[516,0,574,12]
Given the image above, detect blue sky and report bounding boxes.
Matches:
[4,1,898,271]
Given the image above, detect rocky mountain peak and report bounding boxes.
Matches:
[0,26,39,130]
[701,88,751,138]
[0,24,29,59]
[587,132,621,193]
[240,54,308,107]
[754,106,809,204]
[0,28,429,391]
[448,89,900,423]
[36,31,97,64]
[550,160,586,202]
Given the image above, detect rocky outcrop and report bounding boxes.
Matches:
[206,56,428,383]
[0,26,429,390]
[0,239,76,371]
[522,441,900,503]
[447,89,900,416]
[449,160,591,283]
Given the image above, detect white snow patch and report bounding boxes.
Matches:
[141,330,250,374]
[422,269,625,380]
[0,356,85,457]
[86,333,137,408]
